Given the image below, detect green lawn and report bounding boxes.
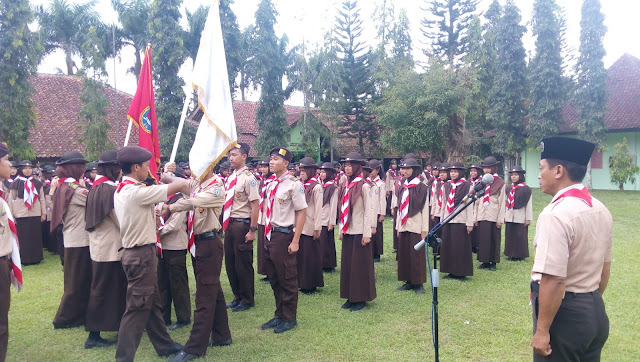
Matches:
[6,189,639,361]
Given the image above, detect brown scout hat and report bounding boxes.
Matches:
[56,151,88,165]
[117,146,152,164]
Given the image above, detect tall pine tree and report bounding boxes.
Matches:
[148,0,187,158]
[575,0,607,188]
[253,0,289,155]
[489,0,528,169]
[528,0,566,146]
[335,0,376,154]
[219,0,242,96]
[0,0,43,159]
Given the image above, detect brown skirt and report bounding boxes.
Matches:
[477,221,501,263]
[340,234,376,303]
[257,224,267,275]
[372,217,384,256]
[440,224,473,277]
[41,221,50,251]
[297,234,324,289]
[15,216,43,265]
[392,211,398,250]
[85,261,127,332]
[320,226,337,269]
[397,232,427,284]
[504,222,529,259]
[53,246,92,327]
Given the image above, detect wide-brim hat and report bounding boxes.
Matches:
[468,163,482,171]
[18,160,34,167]
[341,152,366,164]
[219,161,230,169]
[86,162,98,171]
[10,161,17,167]
[439,162,451,171]
[448,162,466,171]
[42,165,55,173]
[319,162,335,170]
[480,156,500,167]
[508,165,526,174]
[299,157,319,168]
[432,162,441,169]
[390,159,397,165]
[97,150,118,165]
[332,161,341,168]
[540,137,595,166]
[399,158,421,168]
[368,159,382,170]
[257,156,270,165]
[56,151,88,165]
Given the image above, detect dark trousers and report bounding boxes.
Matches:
[0,259,10,362]
[53,246,91,327]
[392,209,398,250]
[224,220,254,305]
[264,231,298,322]
[477,221,501,263]
[183,235,231,356]
[157,249,191,324]
[532,284,609,361]
[42,220,50,250]
[257,224,267,275]
[116,245,175,362]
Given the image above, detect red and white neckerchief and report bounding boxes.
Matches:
[430,179,437,199]
[304,175,319,188]
[92,174,116,187]
[265,174,286,241]
[222,167,243,231]
[16,176,38,210]
[470,176,481,186]
[438,180,444,208]
[116,179,135,193]
[388,169,397,178]
[482,174,499,206]
[551,185,593,207]
[259,174,276,215]
[44,179,52,186]
[506,182,526,209]
[322,178,336,189]
[83,177,94,187]
[2,198,22,291]
[398,177,421,226]
[446,178,466,214]
[187,176,220,257]
[156,214,164,258]
[339,173,363,234]
[423,171,432,180]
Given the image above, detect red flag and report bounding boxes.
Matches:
[127,46,161,181]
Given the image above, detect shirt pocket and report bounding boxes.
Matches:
[234,182,248,202]
[275,190,292,209]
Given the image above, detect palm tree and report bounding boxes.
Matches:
[37,0,101,75]
[111,0,150,79]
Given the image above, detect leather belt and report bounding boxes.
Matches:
[232,218,251,224]
[530,281,598,297]
[194,231,219,241]
[272,226,292,234]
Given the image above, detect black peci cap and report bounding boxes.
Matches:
[541,137,595,166]
[270,147,294,162]
[0,142,9,158]
[230,142,250,155]
[117,146,152,164]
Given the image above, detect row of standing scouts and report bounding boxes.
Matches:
[0,142,534,361]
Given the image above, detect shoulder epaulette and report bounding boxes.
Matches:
[245,171,253,176]
[69,183,79,190]
[292,177,299,181]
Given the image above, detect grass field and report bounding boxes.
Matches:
[6,189,639,361]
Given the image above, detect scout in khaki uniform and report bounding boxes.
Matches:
[41,165,55,252]
[297,157,324,294]
[467,163,483,253]
[166,162,232,361]
[223,143,260,313]
[531,137,612,361]
[318,162,338,273]
[260,147,307,334]
[475,156,506,271]
[439,162,474,280]
[385,159,399,216]
[51,152,92,329]
[256,156,273,282]
[114,146,186,362]
[395,158,429,293]
[84,150,125,349]
[338,152,376,312]
[368,160,386,262]
[156,166,191,331]
[503,165,532,261]
[430,163,449,239]
[426,162,440,231]
[7,160,47,265]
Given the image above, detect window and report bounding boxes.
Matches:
[591,150,603,169]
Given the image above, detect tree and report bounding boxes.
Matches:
[0,0,43,160]
[38,0,101,75]
[373,0,395,52]
[147,0,188,159]
[609,138,640,191]
[219,0,242,95]
[389,9,414,69]
[111,0,151,79]
[489,0,528,171]
[334,0,377,154]
[421,0,479,66]
[252,0,289,155]
[527,0,567,146]
[575,0,607,189]
[238,25,256,101]
[78,26,113,160]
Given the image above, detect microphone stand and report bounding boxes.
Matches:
[421,192,482,362]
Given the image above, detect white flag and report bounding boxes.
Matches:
[189,1,237,180]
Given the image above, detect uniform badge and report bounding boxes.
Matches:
[235,192,241,198]
[278,199,284,204]
[213,189,222,197]
[250,179,257,187]
[375,188,379,195]
[198,207,205,213]
[299,186,304,194]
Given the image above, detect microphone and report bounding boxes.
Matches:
[461,173,494,203]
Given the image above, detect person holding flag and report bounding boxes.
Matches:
[0,142,22,362]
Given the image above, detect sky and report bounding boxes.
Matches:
[34,0,640,106]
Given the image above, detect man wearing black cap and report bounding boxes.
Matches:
[114,146,188,361]
[530,137,613,361]
[222,143,259,312]
[260,147,307,333]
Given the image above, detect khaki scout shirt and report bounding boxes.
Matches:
[8,185,46,218]
[531,184,613,293]
[157,205,188,250]
[439,187,474,227]
[302,183,323,236]
[170,176,224,235]
[396,191,430,234]
[320,185,338,227]
[228,166,260,218]
[62,185,90,248]
[373,177,386,216]
[266,173,307,228]
[474,179,506,223]
[385,170,398,193]
[504,194,533,224]
[343,183,373,238]
[88,209,122,261]
[0,200,12,257]
[114,176,169,249]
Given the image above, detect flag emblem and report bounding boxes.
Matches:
[140,107,152,134]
